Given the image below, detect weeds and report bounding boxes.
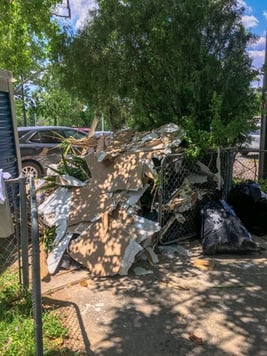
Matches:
[0,269,70,355]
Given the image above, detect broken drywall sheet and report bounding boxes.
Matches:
[164,181,198,213]
[124,184,150,206]
[103,129,136,158]
[85,152,152,192]
[68,212,135,276]
[38,187,72,227]
[119,239,143,276]
[39,124,212,275]
[67,205,159,277]
[144,246,159,264]
[47,232,73,275]
[129,215,161,244]
[68,182,114,226]
[54,174,89,187]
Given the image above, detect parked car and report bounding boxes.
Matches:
[18,126,87,179]
[241,128,261,156]
[77,128,113,138]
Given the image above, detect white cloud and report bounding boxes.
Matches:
[248,50,265,69]
[263,11,267,19]
[70,0,95,30]
[242,15,259,28]
[248,50,265,59]
[60,0,97,30]
[250,36,266,50]
[237,0,253,14]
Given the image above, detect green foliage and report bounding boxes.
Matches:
[42,312,67,340]
[0,270,69,355]
[58,0,259,150]
[42,226,57,253]
[258,179,267,194]
[39,136,91,192]
[0,0,59,78]
[52,138,91,181]
[27,66,94,127]
[0,0,90,128]
[51,152,91,182]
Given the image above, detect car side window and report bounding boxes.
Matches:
[30,130,63,144]
[64,129,86,139]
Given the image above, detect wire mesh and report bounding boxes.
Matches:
[157,148,267,245]
[0,176,29,287]
[158,150,233,245]
[0,180,20,273]
[232,151,259,181]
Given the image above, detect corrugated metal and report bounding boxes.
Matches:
[0,75,19,178]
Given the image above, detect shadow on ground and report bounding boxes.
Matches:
[44,236,267,356]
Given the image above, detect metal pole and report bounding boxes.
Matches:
[30,177,43,356]
[19,174,29,289]
[259,30,267,179]
[21,79,27,127]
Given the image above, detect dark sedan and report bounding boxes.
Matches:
[18,126,87,179]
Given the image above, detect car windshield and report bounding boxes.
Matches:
[251,129,260,135]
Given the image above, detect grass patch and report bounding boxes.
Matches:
[0,269,75,355]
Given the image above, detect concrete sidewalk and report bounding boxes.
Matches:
[42,235,267,356]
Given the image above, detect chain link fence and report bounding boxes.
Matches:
[157,148,267,245]
[232,150,259,182]
[158,150,234,245]
[0,176,29,287]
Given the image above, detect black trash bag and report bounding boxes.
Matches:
[227,180,267,235]
[200,199,258,255]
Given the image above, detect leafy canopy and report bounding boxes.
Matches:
[59,0,259,149]
[0,0,60,77]
[0,1,91,127]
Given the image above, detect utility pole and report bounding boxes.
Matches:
[259,30,267,178]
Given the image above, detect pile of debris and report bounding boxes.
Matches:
[37,123,222,277]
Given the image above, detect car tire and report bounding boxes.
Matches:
[22,161,43,180]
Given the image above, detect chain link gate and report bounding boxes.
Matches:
[158,150,234,245]
[0,175,29,288]
[232,150,260,182]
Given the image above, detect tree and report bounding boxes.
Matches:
[29,66,95,127]
[0,0,60,77]
[59,0,259,149]
[0,0,80,125]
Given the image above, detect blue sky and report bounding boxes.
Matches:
[241,0,267,75]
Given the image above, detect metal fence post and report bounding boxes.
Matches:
[30,177,43,356]
[19,174,29,288]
